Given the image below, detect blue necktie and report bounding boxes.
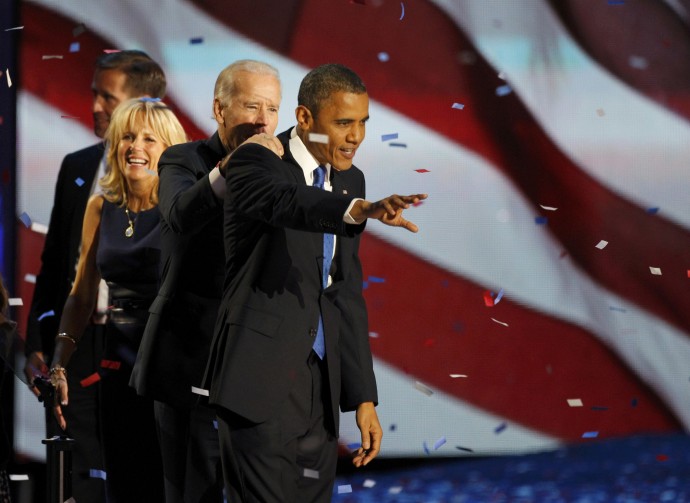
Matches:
[312,165,333,359]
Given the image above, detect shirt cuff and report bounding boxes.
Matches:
[208,167,226,199]
[344,198,365,224]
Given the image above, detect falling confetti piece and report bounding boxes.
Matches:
[72,23,86,36]
[483,290,495,307]
[539,205,558,211]
[646,207,659,214]
[582,431,599,438]
[347,442,361,450]
[19,212,31,227]
[451,102,465,110]
[389,424,397,431]
[308,133,328,144]
[381,133,398,141]
[89,469,106,480]
[191,386,209,396]
[6,68,12,87]
[190,37,203,44]
[38,310,55,321]
[389,142,407,148]
[100,359,121,370]
[595,240,608,250]
[338,485,352,494]
[103,49,121,54]
[75,177,85,187]
[498,71,507,80]
[596,108,605,117]
[9,474,29,481]
[423,441,430,454]
[31,222,48,234]
[534,216,548,225]
[69,42,80,53]
[41,55,64,60]
[368,276,385,283]
[433,436,447,450]
[4,26,24,31]
[368,332,379,338]
[414,168,430,173]
[495,422,507,434]
[140,97,162,102]
[567,398,583,407]
[399,2,405,20]
[8,298,23,306]
[377,52,390,62]
[449,374,467,378]
[303,468,319,479]
[656,454,669,462]
[213,420,218,429]
[389,487,403,494]
[494,288,505,304]
[491,318,509,327]
[649,267,662,275]
[80,372,101,387]
[629,55,648,69]
[24,274,36,284]
[363,479,376,488]
[456,446,474,452]
[496,84,512,96]
[414,381,433,396]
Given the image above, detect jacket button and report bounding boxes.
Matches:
[309,328,317,338]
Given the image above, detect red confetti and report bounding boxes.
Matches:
[415,169,430,173]
[103,49,121,54]
[412,201,424,207]
[483,290,495,307]
[100,359,121,370]
[656,454,669,462]
[80,372,101,387]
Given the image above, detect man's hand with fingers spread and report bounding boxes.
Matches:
[350,193,428,232]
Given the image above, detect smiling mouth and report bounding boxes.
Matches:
[127,157,148,166]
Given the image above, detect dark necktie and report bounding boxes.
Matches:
[312,165,332,359]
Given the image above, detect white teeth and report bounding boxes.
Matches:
[128,158,147,165]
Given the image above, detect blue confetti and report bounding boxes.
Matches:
[213,420,218,430]
[433,436,447,450]
[646,207,659,214]
[389,424,397,432]
[368,276,385,283]
[140,97,161,102]
[388,142,407,148]
[19,212,31,228]
[495,422,507,434]
[494,288,505,304]
[89,469,106,480]
[423,441,430,455]
[582,431,599,439]
[381,133,398,142]
[347,442,361,451]
[534,216,548,225]
[362,281,369,290]
[377,52,390,62]
[190,37,203,44]
[399,2,405,20]
[591,406,609,411]
[37,310,55,321]
[451,102,465,110]
[69,42,80,53]
[75,177,85,187]
[496,84,512,97]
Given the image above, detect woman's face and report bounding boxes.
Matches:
[117,120,166,183]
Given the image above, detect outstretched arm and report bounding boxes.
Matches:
[349,194,428,232]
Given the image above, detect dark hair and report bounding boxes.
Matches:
[95,50,167,98]
[298,64,366,117]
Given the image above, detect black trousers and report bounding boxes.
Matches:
[154,400,224,503]
[216,351,338,503]
[45,325,106,503]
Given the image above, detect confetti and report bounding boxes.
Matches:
[449,374,467,378]
[363,479,376,488]
[6,68,12,87]
[75,177,85,187]
[495,422,507,434]
[4,26,24,31]
[498,71,507,80]
[649,267,662,276]
[381,133,398,141]
[534,216,548,225]
[308,133,328,144]
[582,431,599,439]
[103,49,121,54]
[24,274,36,284]
[456,446,474,452]
[338,484,352,494]
[629,55,648,69]
[596,108,605,117]
[414,381,433,396]
[595,240,608,250]
[483,290,495,307]
[80,372,101,387]
[8,474,29,481]
[608,0,625,5]
[41,55,64,60]
[140,97,162,103]
[368,276,385,283]
[567,398,583,407]
[389,142,407,148]
[451,102,465,110]
[89,469,106,480]
[72,23,86,37]
[69,42,80,53]
[389,424,397,431]
[377,52,390,62]
[191,386,210,396]
[496,84,512,96]
[656,454,669,462]
[368,332,379,338]
[399,2,405,20]
[38,310,55,321]
[8,298,23,306]
[213,420,218,429]
[423,441,430,454]
[31,222,48,234]
[100,359,121,370]
[433,436,447,450]
[303,468,319,479]
[494,288,504,304]
[491,317,509,327]
[647,207,659,214]
[539,205,558,211]
[389,486,403,494]
[19,212,31,227]
[190,37,203,44]
[414,168,429,173]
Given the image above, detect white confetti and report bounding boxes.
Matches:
[368,332,379,338]
[539,205,558,211]
[491,317,509,327]
[389,486,403,494]
[24,274,37,284]
[377,52,390,62]
[9,474,29,481]
[595,240,608,250]
[41,55,64,60]
[337,484,352,494]
[363,479,376,488]
[649,267,662,276]
[567,398,583,407]
[308,133,328,144]
[8,298,23,306]
[191,386,209,396]
[31,222,48,234]
[449,374,467,378]
[303,468,319,479]
[414,381,433,396]
[6,68,11,87]
[629,55,648,70]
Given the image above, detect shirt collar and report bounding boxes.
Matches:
[289,127,331,185]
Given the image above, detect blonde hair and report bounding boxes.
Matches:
[100,98,187,206]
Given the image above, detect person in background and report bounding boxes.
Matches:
[23,50,166,503]
[131,59,282,503]
[0,273,14,503]
[50,98,187,502]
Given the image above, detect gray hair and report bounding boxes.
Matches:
[213,60,281,111]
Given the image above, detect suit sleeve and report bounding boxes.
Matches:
[336,173,378,410]
[158,145,222,235]
[227,144,354,234]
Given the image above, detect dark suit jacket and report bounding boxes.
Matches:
[204,128,378,433]
[25,143,104,357]
[131,133,226,408]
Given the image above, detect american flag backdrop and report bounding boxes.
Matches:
[12,0,690,459]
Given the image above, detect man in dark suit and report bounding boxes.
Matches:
[205,63,426,502]
[130,59,282,503]
[23,50,166,503]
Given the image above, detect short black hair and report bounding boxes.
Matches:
[95,50,167,99]
[298,64,366,117]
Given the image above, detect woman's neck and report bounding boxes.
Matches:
[125,179,155,212]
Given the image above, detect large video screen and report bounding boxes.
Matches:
[14,0,690,460]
